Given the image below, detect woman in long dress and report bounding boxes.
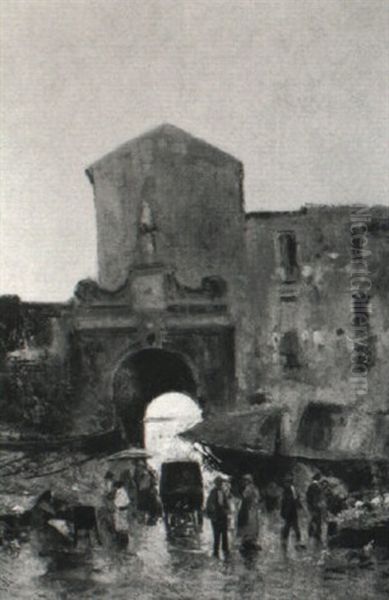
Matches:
[237,474,261,551]
[113,481,131,547]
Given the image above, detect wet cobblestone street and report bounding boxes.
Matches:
[1,511,388,600]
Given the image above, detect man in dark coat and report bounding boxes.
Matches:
[280,475,303,550]
[206,476,230,558]
[306,473,326,543]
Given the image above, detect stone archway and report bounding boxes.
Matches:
[113,348,198,446]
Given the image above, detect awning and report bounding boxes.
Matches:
[180,405,283,456]
[289,405,389,462]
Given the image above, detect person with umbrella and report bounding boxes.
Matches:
[113,480,131,547]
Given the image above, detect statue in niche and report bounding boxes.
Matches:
[139,177,157,263]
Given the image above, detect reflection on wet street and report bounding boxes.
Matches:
[1,513,388,600]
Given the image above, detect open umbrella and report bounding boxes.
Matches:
[107,448,152,461]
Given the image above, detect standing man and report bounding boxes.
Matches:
[206,476,230,558]
[306,473,326,544]
[280,474,303,550]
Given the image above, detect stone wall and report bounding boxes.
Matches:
[0,297,75,436]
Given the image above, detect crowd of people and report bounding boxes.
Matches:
[27,462,332,559]
[205,471,330,559]
[101,462,332,557]
[100,459,162,548]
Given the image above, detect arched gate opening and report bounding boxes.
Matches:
[113,348,199,446]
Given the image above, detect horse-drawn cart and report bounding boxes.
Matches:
[160,460,203,529]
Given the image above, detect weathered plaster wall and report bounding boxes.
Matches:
[87,124,246,292]
[86,124,250,395]
[246,205,389,458]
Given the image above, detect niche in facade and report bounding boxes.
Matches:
[297,403,344,451]
[278,231,299,283]
[279,330,300,369]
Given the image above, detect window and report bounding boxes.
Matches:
[278,232,299,283]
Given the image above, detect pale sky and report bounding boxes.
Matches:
[1,0,388,301]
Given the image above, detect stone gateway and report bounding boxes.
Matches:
[1,125,388,456]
